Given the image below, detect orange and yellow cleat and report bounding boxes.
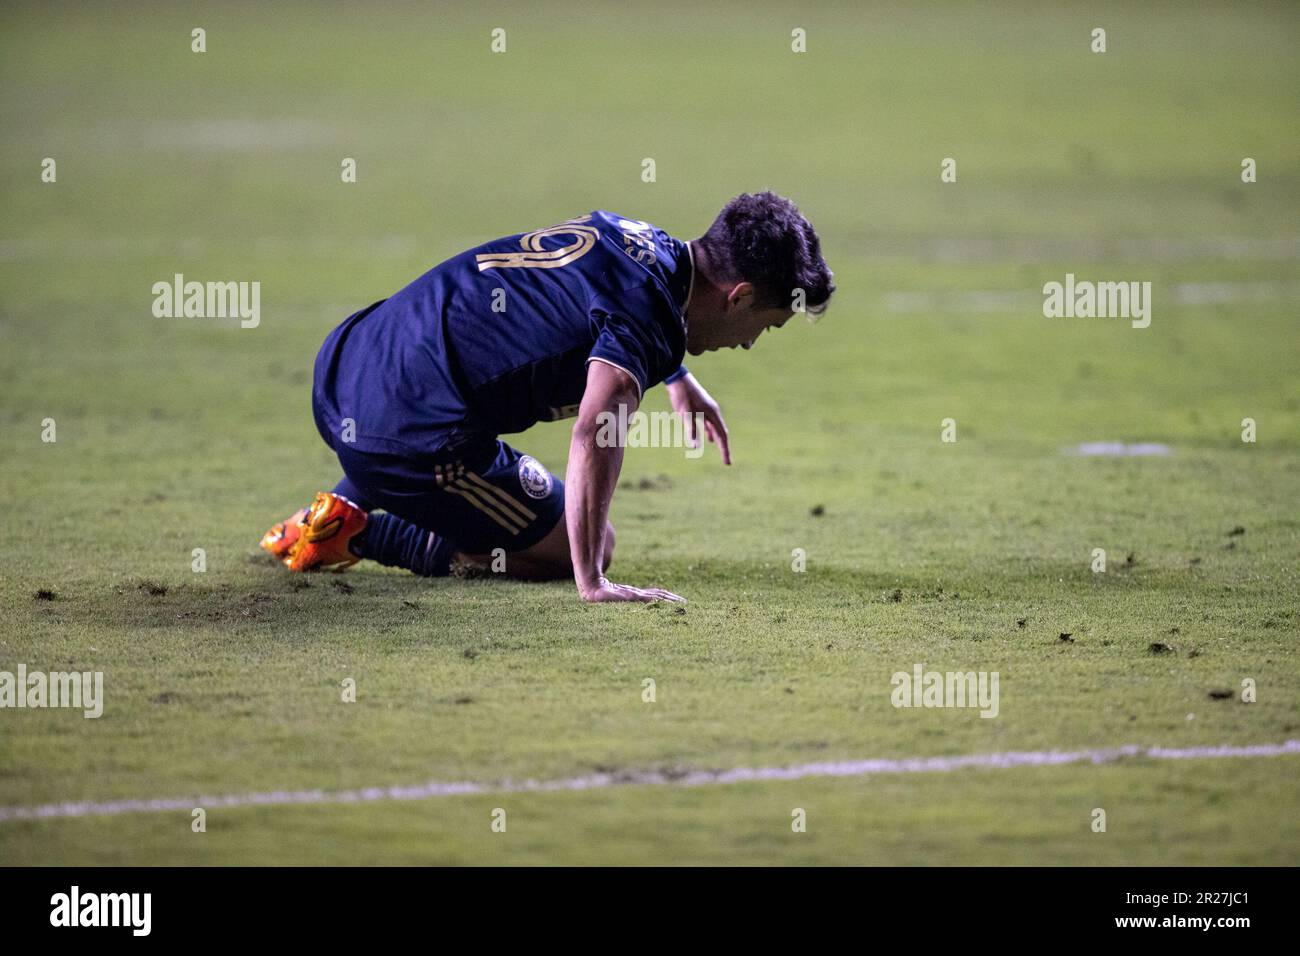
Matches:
[260,507,310,561]
[282,492,368,572]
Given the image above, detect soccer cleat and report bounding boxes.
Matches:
[283,492,368,572]
[259,507,310,561]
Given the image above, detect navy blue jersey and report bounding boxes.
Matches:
[313,211,691,455]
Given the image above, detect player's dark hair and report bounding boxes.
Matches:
[697,192,834,316]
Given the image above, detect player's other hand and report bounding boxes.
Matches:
[666,372,731,465]
[579,577,685,603]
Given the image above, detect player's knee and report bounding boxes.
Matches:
[601,521,616,572]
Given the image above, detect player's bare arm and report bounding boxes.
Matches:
[567,360,684,603]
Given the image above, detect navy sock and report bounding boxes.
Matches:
[330,476,375,512]
[351,510,455,577]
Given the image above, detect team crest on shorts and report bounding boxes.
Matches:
[518,455,553,500]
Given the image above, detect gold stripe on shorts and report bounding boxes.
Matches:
[462,471,537,523]
[445,480,526,533]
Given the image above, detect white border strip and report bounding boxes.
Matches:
[3,740,1296,823]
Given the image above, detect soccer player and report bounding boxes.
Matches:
[260,192,833,602]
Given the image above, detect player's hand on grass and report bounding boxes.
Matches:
[666,372,731,465]
[579,577,685,603]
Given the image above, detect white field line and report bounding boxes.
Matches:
[1069,442,1172,457]
[2,740,1297,824]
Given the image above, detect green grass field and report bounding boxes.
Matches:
[2,1,1297,865]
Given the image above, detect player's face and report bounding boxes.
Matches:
[687,285,794,354]
[730,304,795,351]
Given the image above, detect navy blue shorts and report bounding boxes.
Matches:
[332,437,566,555]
